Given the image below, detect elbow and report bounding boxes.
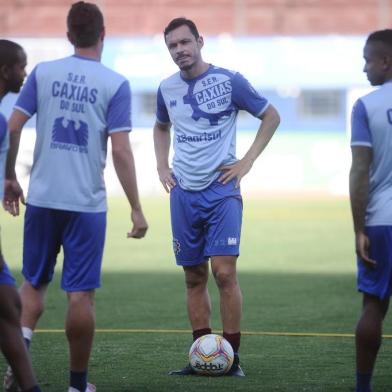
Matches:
[112,145,132,162]
[274,112,281,129]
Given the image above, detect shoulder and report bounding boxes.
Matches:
[159,71,182,90]
[35,56,71,71]
[97,62,128,85]
[360,84,391,106]
[210,65,236,75]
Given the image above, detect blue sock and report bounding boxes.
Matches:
[70,371,87,392]
[22,386,41,392]
[356,372,372,392]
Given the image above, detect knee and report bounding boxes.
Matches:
[213,269,237,291]
[185,274,208,290]
[67,291,95,310]
[0,288,22,324]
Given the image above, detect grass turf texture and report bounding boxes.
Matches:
[1,197,391,391]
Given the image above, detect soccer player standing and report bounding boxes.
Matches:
[350,29,392,392]
[3,2,148,392]
[153,17,280,376]
[0,39,41,392]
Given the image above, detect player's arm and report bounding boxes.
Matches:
[219,104,280,187]
[3,110,29,216]
[111,131,148,239]
[153,84,176,193]
[153,120,175,193]
[349,146,376,268]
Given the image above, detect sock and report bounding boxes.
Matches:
[70,370,87,392]
[356,372,372,392]
[223,331,241,353]
[22,327,33,349]
[22,386,41,392]
[192,328,211,342]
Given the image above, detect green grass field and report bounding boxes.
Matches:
[0,197,391,391]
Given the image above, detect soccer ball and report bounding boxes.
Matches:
[189,334,234,376]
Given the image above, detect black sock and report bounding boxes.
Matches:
[70,370,87,392]
[223,331,241,353]
[192,328,212,342]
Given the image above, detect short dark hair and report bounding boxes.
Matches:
[67,1,104,48]
[164,17,200,41]
[0,40,23,68]
[366,29,392,48]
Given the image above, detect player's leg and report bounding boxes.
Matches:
[66,290,96,392]
[0,264,40,391]
[3,205,57,391]
[210,255,242,333]
[168,185,212,375]
[19,205,60,346]
[183,262,211,334]
[19,281,48,335]
[204,179,244,376]
[355,294,389,392]
[169,263,211,376]
[210,255,244,376]
[355,225,392,392]
[62,210,105,392]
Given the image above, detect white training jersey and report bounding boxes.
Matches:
[14,55,132,212]
[156,65,269,191]
[351,81,392,225]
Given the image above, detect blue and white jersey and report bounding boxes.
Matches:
[156,65,269,191]
[15,55,131,212]
[0,112,9,201]
[351,81,392,225]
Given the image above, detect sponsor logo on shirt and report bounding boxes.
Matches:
[50,117,88,153]
[176,129,221,144]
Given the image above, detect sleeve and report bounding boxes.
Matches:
[231,72,269,117]
[14,67,38,117]
[156,85,170,124]
[351,99,372,147]
[107,80,132,134]
[0,115,7,147]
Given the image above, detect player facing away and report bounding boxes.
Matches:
[3,2,148,392]
[0,39,42,392]
[153,17,280,376]
[349,29,392,392]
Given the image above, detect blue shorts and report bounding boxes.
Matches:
[170,179,243,266]
[357,226,392,300]
[0,257,16,286]
[23,204,106,292]
[0,228,15,286]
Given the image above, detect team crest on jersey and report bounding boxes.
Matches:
[183,70,233,125]
[50,117,89,153]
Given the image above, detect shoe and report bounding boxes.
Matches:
[3,366,20,392]
[168,364,196,376]
[225,354,245,377]
[226,363,245,377]
[68,383,96,392]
